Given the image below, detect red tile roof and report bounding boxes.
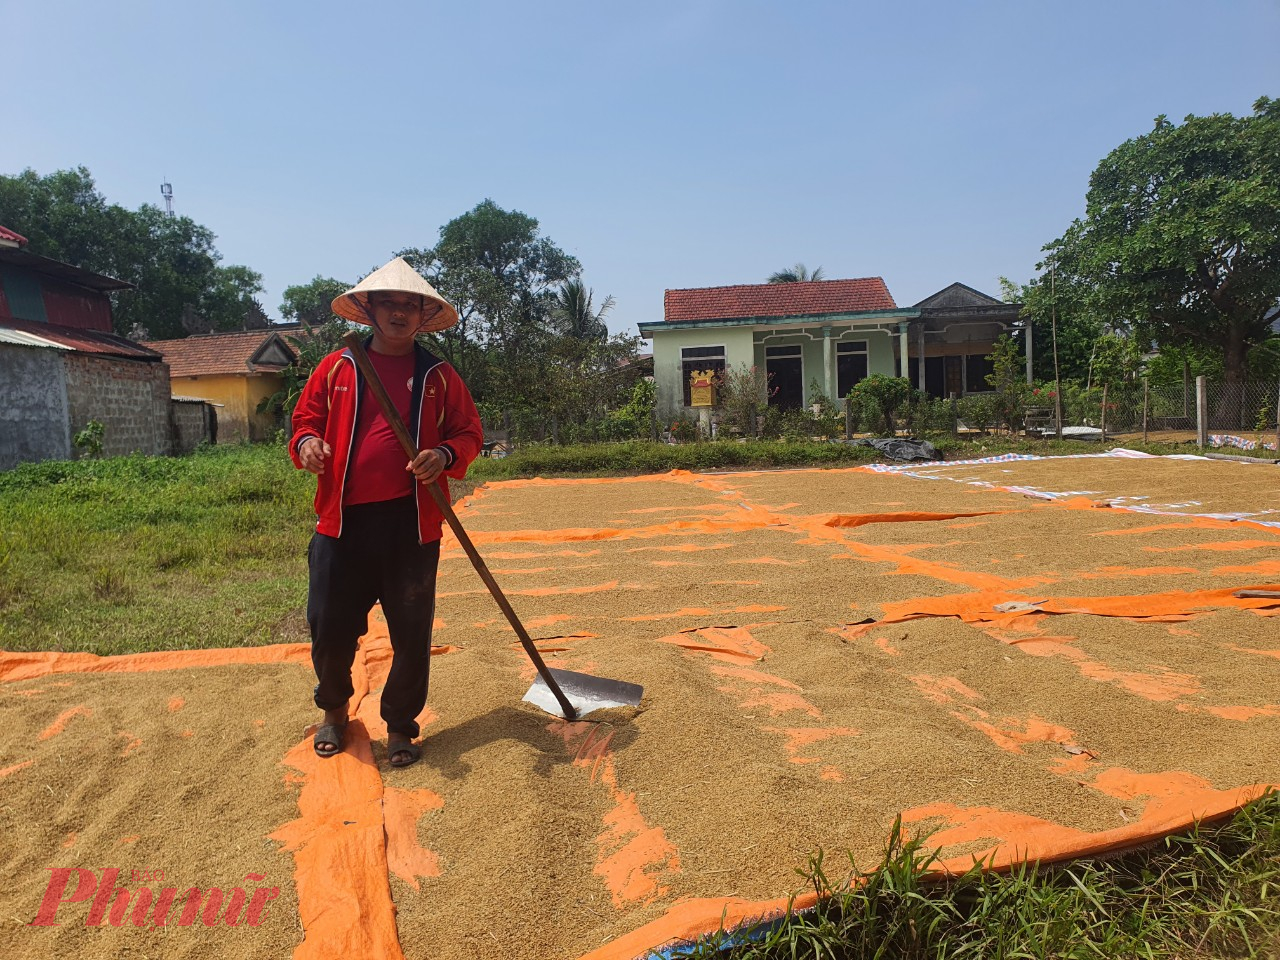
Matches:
[0,318,161,359]
[142,330,296,378]
[0,224,28,246]
[664,278,897,322]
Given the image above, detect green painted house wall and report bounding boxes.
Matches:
[643,313,916,418]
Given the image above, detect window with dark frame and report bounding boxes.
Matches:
[681,345,726,406]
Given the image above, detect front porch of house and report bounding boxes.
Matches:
[644,313,1027,418]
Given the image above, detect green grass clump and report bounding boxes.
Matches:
[0,443,316,656]
[467,440,882,480]
[676,794,1280,959]
[464,434,1214,481]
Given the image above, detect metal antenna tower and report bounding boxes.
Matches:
[160,180,174,217]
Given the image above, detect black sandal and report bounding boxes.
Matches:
[313,722,347,758]
[388,735,421,768]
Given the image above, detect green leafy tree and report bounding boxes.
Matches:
[543,332,643,435]
[985,335,1029,432]
[279,276,350,328]
[1088,332,1143,387]
[767,263,825,284]
[0,166,263,338]
[1038,99,1280,420]
[201,264,266,332]
[848,374,912,435]
[1001,273,1105,383]
[398,199,581,406]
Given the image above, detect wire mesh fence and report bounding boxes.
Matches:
[477,378,1280,453]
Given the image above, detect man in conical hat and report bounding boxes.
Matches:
[289,257,483,767]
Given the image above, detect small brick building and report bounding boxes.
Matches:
[0,224,177,470]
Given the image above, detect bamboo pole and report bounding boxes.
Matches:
[1100,383,1108,441]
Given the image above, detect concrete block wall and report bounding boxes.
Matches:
[64,354,171,458]
[0,343,72,470]
[171,400,216,454]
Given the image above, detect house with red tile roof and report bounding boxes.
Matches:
[142,329,297,442]
[638,278,1026,418]
[0,223,178,469]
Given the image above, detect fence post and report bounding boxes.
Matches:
[551,415,559,445]
[1142,378,1149,445]
[1196,376,1207,449]
[844,397,853,440]
[650,407,658,442]
[949,392,958,437]
[1100,383,1108,441]
[1274,380,1279,454]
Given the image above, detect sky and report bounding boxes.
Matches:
[3,0,1277,337]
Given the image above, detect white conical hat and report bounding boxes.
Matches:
[331,257,458,333]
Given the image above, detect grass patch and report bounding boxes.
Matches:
[0,443,317,655]
[679,794,1280,959]
[464,434,1205,480]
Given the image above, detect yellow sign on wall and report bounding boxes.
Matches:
[689,368,716,407]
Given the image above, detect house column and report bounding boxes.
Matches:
[822,325,835,400]
[896,321,910,378]
[917,321,926,391]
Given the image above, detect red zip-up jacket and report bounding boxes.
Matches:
[289,339,483,543]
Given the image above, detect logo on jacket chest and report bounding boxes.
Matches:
[425,384,436,397]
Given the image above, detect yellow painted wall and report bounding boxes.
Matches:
[170,373,285,443]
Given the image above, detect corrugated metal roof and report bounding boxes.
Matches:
[0,318,161,359]
[0,327,72,350]
[0,224,29,246]
[0,247,134,292]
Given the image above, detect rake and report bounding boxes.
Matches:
[342,332,643,720]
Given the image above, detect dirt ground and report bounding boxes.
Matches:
[2,451,1277,960]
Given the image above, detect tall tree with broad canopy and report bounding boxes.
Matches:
[1038,99,1280,419]
[0,166,263,338]
[397,199,581,407]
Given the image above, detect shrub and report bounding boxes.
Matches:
[956,394,996,433]
[985,334,1030,432]
[72,419,105,459]
[848,375,913,436]
[717,364,773,436]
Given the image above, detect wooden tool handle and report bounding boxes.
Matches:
[341,332,577,719]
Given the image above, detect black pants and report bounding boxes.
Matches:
[307,496,440,738]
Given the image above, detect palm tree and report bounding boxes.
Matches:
[551,279,614,341]
[767,263,825,284]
